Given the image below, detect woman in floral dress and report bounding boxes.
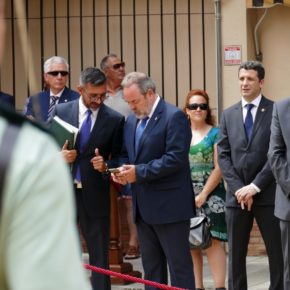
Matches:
[183,89,227,290]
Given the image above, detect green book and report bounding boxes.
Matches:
[50,116,79,150]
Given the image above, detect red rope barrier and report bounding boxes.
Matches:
[84,264,187,290]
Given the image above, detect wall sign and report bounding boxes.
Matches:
[224,45,242,65]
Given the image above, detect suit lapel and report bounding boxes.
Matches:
[234,102,249,145]
[251,96,269,139]
[135,99,164,158]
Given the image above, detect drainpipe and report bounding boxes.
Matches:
[214,0,222,122]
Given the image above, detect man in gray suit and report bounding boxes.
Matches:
[268,97,290,289]
[218,61,283,290]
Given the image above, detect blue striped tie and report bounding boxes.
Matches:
[48,95,58,118]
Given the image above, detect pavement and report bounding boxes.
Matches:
[83,254,270,290]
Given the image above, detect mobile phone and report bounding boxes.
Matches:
[108,168,121,174]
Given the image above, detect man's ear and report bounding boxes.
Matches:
[77,85,82,95]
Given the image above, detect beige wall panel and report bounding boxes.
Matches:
[162,15,176,105]
[28,0,40,18]
[204,14,216,109]
[95,0,107,16]
[108,16,121,56]
[95,17,108,65]
[43,0,54,17]
[56,0,67,17]
[14,19,29,110]
[191,0,202,13]
[176,15,190,107]
[43,19,56,58]
[246,9,257,61]
[82,18,95,68]
[121,16,135,73]
[204,0,214,13]
[122,0,133,14]
[221,0,247,110]
[1,21,13,95]
[176,0,188,14]
[190,15,204,90]
[69,18,82,90]
[135,15,149,74]
[27,19,42,97]
[82,0,93,16]
[70,0,81,17]
[109,0,121,15]
[163,0,174,14]
[148,15,162,95]
[149,0,160,14]
[259,6,290,101]
[56,19,69,60]
[136,0,147,14]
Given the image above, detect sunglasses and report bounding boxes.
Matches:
[47,71,69,77]
[112,62,125,70]
[187,103,208,111]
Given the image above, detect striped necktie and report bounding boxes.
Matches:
[48,95,58,118]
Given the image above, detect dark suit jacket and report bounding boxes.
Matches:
[0,91,15,108]
[268,98,290,221]
[121,98,195,224]
[24,87,79,122]
[218,96,275,207]
[53,99,125,217]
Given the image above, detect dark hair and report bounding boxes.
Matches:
[238,61,265,81]
[79,67,106,87]
[100,53,118,71]
[183,89,216,126]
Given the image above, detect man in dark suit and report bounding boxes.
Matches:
[112,72,196,290]
[24,56,79,122]
[53,67,124,290]
[217,61,284,290]
[268,97,290,289]
[0,91,15,108]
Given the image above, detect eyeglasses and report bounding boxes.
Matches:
[112,62,125,70]
[83,89,106,101]
[187,103,208,111]
[47,71,69,77]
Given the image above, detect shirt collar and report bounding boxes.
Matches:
[50,88,65,98]
[148,95,161,119]
[79,97,99,118]
[241,94,262,108]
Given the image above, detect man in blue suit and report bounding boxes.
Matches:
[113,72,196,290]
[0,91,14,108]
[24,56,79,122]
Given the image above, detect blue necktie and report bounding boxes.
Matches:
[135,117,149,153]
[244,103,254,140]
[75,109,92,181]
[48,95,58,118]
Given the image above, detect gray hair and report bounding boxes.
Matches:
[79,67,106,87]
[100,53,118,71]
[121,72,156,95]
[43,56,69,73]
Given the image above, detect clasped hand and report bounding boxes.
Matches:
[235,184,257,211]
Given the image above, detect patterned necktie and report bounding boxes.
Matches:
[75,109,92,181]
[135,117,149,153]
[48,95,58,118]
[244,103,255,140]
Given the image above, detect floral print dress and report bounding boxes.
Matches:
[189,127,227,241]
